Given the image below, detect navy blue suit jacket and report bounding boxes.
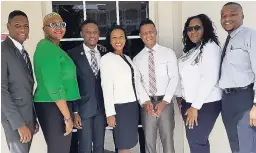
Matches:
[67,44,107,118]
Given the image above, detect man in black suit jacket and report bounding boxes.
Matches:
[67,19,107,153]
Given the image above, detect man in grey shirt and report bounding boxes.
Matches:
[219,2,256,153]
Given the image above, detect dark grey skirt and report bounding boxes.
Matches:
[113,101,139,149]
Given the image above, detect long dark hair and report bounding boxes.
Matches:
[182,14,219,57]
[105,24,129,53]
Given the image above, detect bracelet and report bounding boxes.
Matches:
[64,116,72,121]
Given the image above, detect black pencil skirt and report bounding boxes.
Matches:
[113,101,139,149]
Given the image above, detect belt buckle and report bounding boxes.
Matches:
[152,96,157,102]
[150,96,159,102]
[224,88,236,94]
[224,88,231,94]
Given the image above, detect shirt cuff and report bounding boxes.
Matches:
[163,95,172,103]
[139,97,151,105]
[175,86,182,97]
[105,105,116,117]
[11,120,26,131]
[191,102,203,110]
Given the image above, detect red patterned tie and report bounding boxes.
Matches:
[148,49,157,95]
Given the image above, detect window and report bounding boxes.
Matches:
[52,1,149,57]
[52,1,83,38]
[85,1,116,37]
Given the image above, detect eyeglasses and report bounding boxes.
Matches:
[140,30,156,36]
[85,31,99,35]
[187,25,202,32]
[44,22,66,29]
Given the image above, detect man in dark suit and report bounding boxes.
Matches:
[1,10,38,153]
[67,19,107,153]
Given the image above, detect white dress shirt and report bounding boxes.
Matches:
[83,43,101,71]
[100,52,138,117]
[9,36,23,52]
[133,43,179,105]
[176,41,222,109]
[218,25,256,103]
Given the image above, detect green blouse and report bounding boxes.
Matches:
[33,39,80,102]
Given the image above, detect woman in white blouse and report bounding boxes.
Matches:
[100,25,139,153]
[176,14,222,153]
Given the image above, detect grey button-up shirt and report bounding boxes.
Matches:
[219,25,256,103]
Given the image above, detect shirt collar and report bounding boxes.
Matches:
[144,43,159,52]
[83,43,98,53]
[8,36,23,51]
[230,25,244,38]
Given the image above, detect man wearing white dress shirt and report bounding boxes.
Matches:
[133,19,178,153]
[219,2,256,153]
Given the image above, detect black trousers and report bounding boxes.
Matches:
[181,99,221,153]
[35,102,72,153]
[70,131,79,153]
[78,114,105,153]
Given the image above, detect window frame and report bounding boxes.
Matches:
[51,1,149,42]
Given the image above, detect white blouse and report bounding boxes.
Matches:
[176,41,222,109]
[100,52,138,117]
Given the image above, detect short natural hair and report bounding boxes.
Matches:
[223,2,243,9]
[80,19,98,31]
[223,2,244,17]
[43,12,61,26]
[139,18,156,32]
[8,10,27,23]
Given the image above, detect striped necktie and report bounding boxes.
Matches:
[148,49,157,95]
[21,47,32,74]
[90,49,98,76]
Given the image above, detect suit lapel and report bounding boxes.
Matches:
[77,44,95,77]
[5,37,34,82]
[97,44,108,56]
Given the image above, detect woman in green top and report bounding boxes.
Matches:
[33,12,80,153]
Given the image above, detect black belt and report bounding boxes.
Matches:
[223,83,253,94]
[149,95,164,102]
